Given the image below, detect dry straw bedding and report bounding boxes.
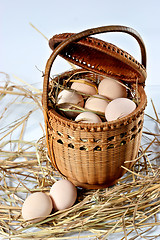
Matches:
[0,72,160,240]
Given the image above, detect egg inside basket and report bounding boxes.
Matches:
[42,26,147,189]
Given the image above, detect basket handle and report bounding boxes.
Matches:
[43,25,147,112]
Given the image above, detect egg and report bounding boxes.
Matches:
[57,89,84,118]
[22,192,53,223]
[71,79,97,96]
[98,77,127,100]
[105,98,137,122]
[49,179,77,211]
[85,94,109,113]
[75,111,102,123]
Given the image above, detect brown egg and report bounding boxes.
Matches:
[75,111,102,123]
[98,77,127,100]
[49,179,77,211]
[22,192,53,223]
[71,79,97,96]
[85,94,109,113]
[57,89,84,118]
[105,98,136,122]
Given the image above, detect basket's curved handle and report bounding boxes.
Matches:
[43,25,147,112]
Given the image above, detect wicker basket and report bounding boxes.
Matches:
[42,25,147,189]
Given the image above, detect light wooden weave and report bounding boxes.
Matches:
[42,25,147,189]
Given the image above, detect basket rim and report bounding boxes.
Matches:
[48,84,147,130]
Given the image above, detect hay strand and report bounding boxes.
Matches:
[0,73,160,239]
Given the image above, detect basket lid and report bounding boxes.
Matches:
[49,33,147,84]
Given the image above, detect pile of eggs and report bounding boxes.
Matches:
[56,77,137,123]
[22,179,77,223]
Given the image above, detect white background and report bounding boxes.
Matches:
[1,0,160,88]
[1,0,160,239]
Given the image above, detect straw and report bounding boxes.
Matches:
[0,73,159,239]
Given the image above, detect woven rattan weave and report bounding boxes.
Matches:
[42,25,147,189]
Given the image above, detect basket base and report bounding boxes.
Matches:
[68,177,119,189]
